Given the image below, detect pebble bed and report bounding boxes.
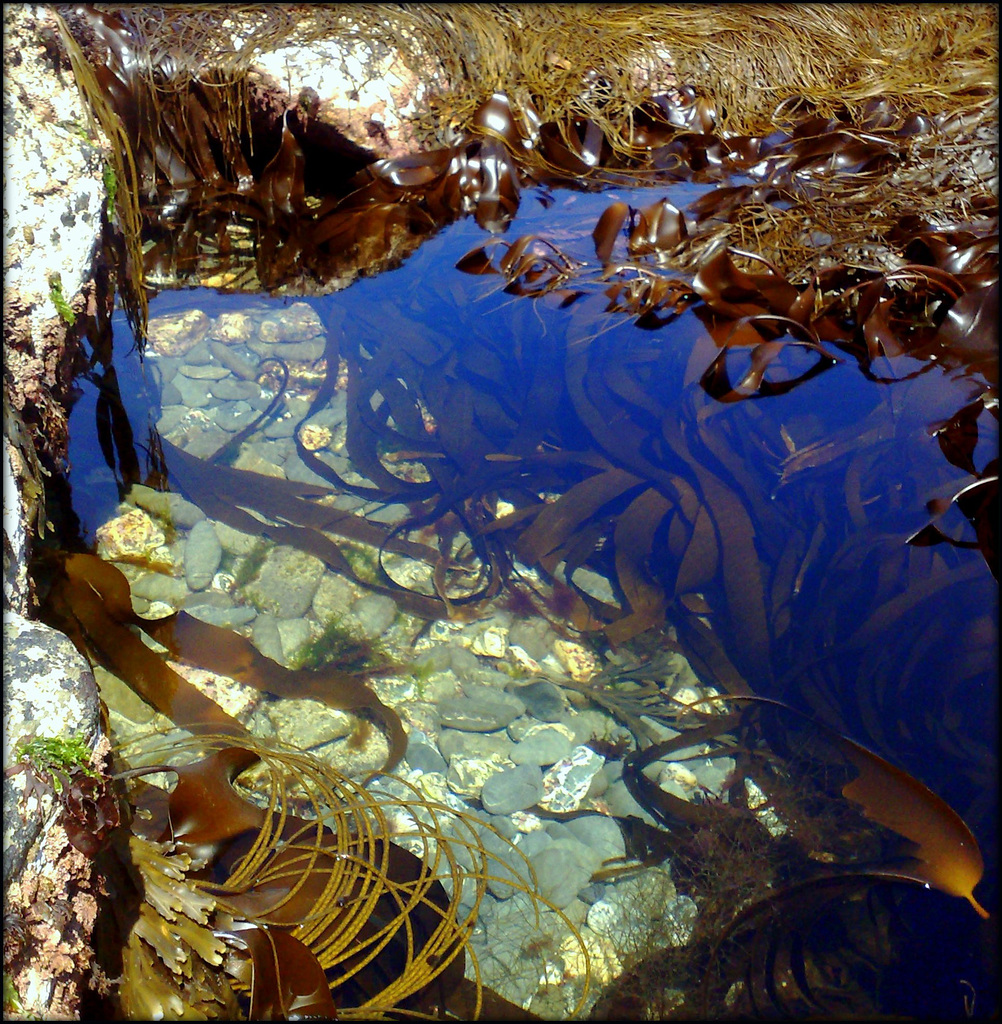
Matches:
[95,299,735,1016]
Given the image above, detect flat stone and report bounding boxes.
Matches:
[438,695,520,733]
[510,723,575,766]
[480,763,544,815]
[506,679,567,722]
[529,838,603,909]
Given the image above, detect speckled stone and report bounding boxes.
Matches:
[147,308,211,356]
[242,546,325,618]
[539,745,605,812]
[95,507,168,563]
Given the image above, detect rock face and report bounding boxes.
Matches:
[2,613,103,1020]
[3,7,110,1018]
[3,4,106,471]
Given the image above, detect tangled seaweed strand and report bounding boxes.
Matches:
[98,733,592,1020]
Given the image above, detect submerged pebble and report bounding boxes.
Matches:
[183,519,222,591]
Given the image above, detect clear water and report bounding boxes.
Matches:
[65,174,998,1015]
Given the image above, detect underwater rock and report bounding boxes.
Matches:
[252,696,355,748]
[128,570,190,609]
[242,546,325,617]
[438,694,522,732]
[147,309,211,356]
[95,507,168,564]
[210,310,256,344]
[506,679,566,722]
[257,301,324,342]
[348,593,398,638]
[127,483,205,529]
[509,723,575,766]
[480,763,544,815]
[539,745,605,812]
[183,518,222,591]
[529,838,602,909]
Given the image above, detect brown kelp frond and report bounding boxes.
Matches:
[102,732,590,1019]
[38,551,409,771]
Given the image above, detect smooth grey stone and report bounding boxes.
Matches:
[284,453,334,487]
[166,492,206,528]
[563,814,627,864]
[129,481,207,528]
[529,838,602,909]
[438,695,520,733]
[505,679,566,722]
[480,763,543,815]
[510,726,573,766]
[264,415,298,439]
[366,503,410,525]
[516,830,553,858]
[155,405,187,435]
[603,779,658,826]
[183,340,214,365]
[184,603,257,628]
[486,813,519,840]
[160,381,182,406]
[405,739,448,775]
[507,618,553,662]
[128,571,190,606]
[151,354,181,383]
[212,377,263,401]
[478,825,527,900]
[183,429,230,458]
[248,337,325,362]
[184,518,222,591]
[212,520,264,556]
[208,340,260,379]
[173,374,211,409]
[252,613,284,663]
[214,402,258,433]
[437,729,514,763]
[178,363,229,380]
[447,647,482,681]
[578,881,608,905]
[463,683,525,716]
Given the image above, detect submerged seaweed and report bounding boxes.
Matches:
[33,4,1000,1020]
